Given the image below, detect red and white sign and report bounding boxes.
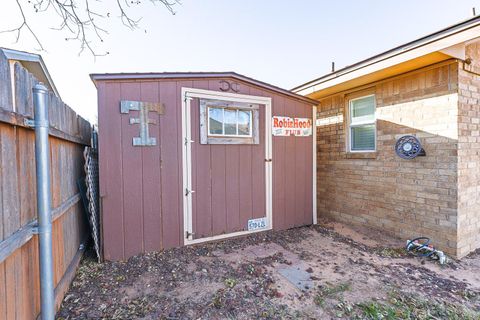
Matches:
[272,116,312,136]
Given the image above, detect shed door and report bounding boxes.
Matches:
[183,89,272,244]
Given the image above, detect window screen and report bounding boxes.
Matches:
[349,95,376,151]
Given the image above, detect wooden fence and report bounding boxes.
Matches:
[0,50,91,319]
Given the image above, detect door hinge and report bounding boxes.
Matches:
[184,137,194,145]
[185,188,195,196]
[265,158,272,162]
[185,231,195,239]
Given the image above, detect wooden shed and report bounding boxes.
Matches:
[91,72,318,261]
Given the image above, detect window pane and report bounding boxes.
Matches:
[351,96,375,124]
[351,125,375,151]
[224,109,237,135]
[238,110,251,136]
[209,107,223,134]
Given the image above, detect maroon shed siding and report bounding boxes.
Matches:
[95,75,316,261]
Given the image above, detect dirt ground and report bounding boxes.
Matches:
[57,220,480,319]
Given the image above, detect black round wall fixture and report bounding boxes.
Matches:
[395,135,426,159]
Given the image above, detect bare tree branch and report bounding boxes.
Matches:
[116,0,141,29]
[0,0,180,56]
[0,0,45,50]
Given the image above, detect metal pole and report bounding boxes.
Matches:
[33,83,55,320]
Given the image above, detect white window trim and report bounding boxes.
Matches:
[347,94,377,153]
[207,106,253,138]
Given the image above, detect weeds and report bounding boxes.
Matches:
[224,278,237,288]
[375,247,407,258]
[314,282,351,307]
[58,226,480,320]
[354,290,479,320]
[314,284,479,319]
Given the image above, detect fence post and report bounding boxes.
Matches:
[33,83,55,320]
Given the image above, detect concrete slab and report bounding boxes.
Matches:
[277,264,314,291]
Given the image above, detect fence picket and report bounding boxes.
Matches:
[0,56,91,319]
[0,51,12,111]
[14,63,35,117]
[0,123,20,239]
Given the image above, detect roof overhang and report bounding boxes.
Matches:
[292,16,480,100]
[90,71,318,105]
[1,48,60,98]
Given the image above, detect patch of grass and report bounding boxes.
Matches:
[356,301,400,319]
[375,247,406,258]
[224,278,237,288]
[257,302,292,319]
[354,290,479,320]
[462,289,479,302]
[246,264,255,275]
[314,282,351,307]
[323,282,351,295]
[334,300,355,318]
[211,289,225,309]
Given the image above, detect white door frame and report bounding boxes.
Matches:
[312,105,317,225]
[181,87,273,245]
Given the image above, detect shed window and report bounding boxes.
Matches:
[348,95,376,152]
[200,99,259,145]
[208,107,252,137]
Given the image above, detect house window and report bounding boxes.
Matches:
[200,99,259,144]
[208,107,253,137]
[348,95,376,152]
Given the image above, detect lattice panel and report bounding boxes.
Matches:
[84,146,101,262]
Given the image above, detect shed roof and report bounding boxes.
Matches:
[0,47,60,97]
[90,71,318,105]
[292,15,480,99]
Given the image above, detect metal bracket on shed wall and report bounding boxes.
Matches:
[120,100,165,146]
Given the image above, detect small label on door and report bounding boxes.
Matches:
[247,217,267,231]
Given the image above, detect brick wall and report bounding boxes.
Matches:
[316,61,462,256]
[457,41,480,257]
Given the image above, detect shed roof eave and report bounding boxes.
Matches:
[90,71,319,105]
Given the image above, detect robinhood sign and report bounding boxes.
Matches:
[272,116,312,136]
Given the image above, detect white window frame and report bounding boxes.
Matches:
[207,106,253,138]
[347,94,376,153]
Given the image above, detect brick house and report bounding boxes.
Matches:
[293,16,480,258]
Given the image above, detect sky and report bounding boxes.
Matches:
[0,0,479,123]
